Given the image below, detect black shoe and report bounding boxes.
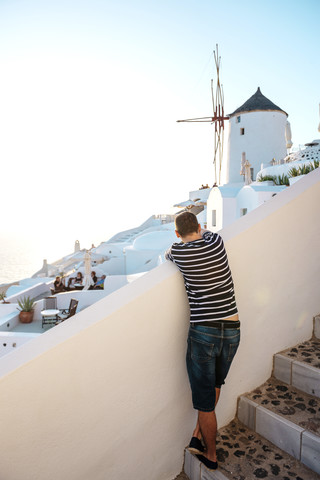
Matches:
[196,454,218,470]
[188,436,204,454]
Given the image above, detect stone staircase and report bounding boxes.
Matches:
[182,315,320,480]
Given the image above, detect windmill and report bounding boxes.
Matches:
[177,45,228,186]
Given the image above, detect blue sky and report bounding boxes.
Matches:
[0,0,319,260]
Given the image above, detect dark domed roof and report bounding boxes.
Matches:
[229,87,287,117]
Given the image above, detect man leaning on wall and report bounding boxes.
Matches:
[165,211,240,471]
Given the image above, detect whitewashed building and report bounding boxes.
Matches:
[206,183,286,231]
[226,87,288,184]
[206,87,297,231]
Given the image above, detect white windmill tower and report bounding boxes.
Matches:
[226,88,288,185]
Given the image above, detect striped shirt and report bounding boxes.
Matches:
[165,231,238,322]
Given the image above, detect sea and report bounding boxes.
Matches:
[0,211,166,286]
[0,232,90,286]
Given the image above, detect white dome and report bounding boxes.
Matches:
[132,231,176,251]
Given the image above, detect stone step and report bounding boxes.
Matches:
[238,377,320,474]
[179,316,320,480]
[273,338,320,398]
[184,419,319,480]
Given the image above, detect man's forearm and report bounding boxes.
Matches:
[165,247,173,261]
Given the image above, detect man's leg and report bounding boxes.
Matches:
[198,409,217,462]
[197,324,240,464]
[192,420,201,440]
[192,387,220,441]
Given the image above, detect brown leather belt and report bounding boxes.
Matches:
[190,320,240,329]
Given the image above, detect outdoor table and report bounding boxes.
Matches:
[41,309,60,328]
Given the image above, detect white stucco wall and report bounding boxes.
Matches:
[207,188,222,231]
[0,168,319,479]
[216,167,320,426]
[0,303,18,317]
[207,183,288,231]
[235,185,283,215]
[0,263,194,480]
[6,281,52,303]
[96,256,126,275]
[125,248,162,273]
[235,186,260,213]
[207,188,238,231]
[227,111,287,184]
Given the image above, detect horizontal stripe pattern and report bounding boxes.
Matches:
[166,231,238,322]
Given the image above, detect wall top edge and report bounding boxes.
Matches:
[0,262,180,380]
[220,167,320,242]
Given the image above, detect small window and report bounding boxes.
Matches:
[250,167,254,180]
[240,208,247,216]
[240,128,245,135]
[212,210,217,227]
[236,116,241,123]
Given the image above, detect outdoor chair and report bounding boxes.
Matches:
[42,296,58,328]
[43,296,57,310]
[56,298,79,325]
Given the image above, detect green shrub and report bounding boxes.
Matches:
[288,166,299,177]
[259,159,319,186]
[257,175,276,183]
[257,174,289,186]
[298,163,313,175]
[275,174,289,186]
[17,296,36,312]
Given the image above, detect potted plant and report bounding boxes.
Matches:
[0,292,9,304]
[17,296,36,323]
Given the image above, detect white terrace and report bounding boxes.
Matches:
[0,275,129,358]
[0,168,319,480]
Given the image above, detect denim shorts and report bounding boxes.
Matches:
[186,322,240,412]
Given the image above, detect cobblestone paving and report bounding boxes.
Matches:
[215,419,320,479]
[173,336,320,480]
[174,417,320,479]
[245,377,320,436]
[279,338,320,369]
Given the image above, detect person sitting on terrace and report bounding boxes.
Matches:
[94,274,106,290]
[67,277,75,290]
[88,271,98,290]
[52,276,66,294]
[91,271,97,285]
[75,271,83,285]
[66,272,83,290]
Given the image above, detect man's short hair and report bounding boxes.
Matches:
[175,211,199,236]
